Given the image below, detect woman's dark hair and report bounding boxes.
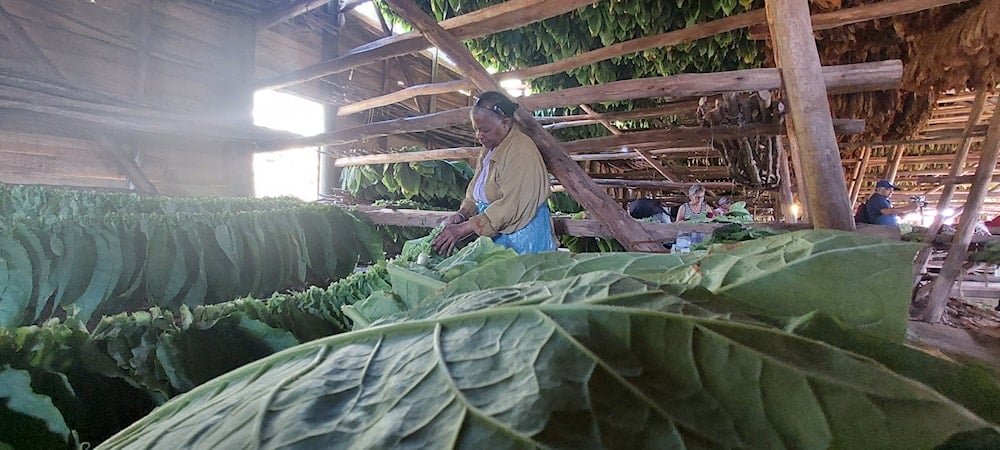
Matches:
[474,91,518,118]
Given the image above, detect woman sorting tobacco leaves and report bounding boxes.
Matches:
[675,183,712,222]
[431,91,557,255]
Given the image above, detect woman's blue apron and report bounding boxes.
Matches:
[476,201,556,254]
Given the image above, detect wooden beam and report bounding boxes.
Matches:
[577,102,682,183]
[565,120,864,154]
[256,0,330,32]
[915,174,1000,185]
[0,1,64,81]
[261,60,893,151]
[257,0,600,90]
[749,0,972,40]
[381,0,664,252]
[767,0,855,230]
[580,179,736,190]
[337,10,767,114]
[322,119,861,165]
[94,136,159,194]
[920,105,1000,322]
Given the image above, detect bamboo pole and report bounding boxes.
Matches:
[919,108,1000,322]
[767,0,854,229]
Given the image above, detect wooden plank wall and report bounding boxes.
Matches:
[0,0,256,196]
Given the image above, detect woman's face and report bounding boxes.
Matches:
[471,108,511,149]
[689,191,705,204]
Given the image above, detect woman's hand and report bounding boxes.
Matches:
[442,212,466,226]
[432,221,475,256]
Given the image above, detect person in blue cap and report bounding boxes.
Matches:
[862,179,921,226]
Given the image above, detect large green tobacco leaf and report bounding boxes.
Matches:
[437,230,920,340]
[98,305,994,450]
[0,234,32,327]
[0,366,70,448]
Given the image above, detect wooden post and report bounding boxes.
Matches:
[381,0,664,252]
[849,146,872,206]
[776,138,797,223]
[766,0,855,230]
[319,2,342,198]
[883,145,905,183]
[919,108,1000,322]
[785,135,810,221]
[224,14,257,197]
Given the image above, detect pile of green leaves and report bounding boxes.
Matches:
[0,261,395,448]
[94,230,1000,449]
[341,159,473,209]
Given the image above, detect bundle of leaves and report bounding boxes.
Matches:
[94,230,1000,449]
[0,203,382,328]
[341,160,473,209]
[0,183,302,223]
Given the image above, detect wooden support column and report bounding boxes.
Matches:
[382,0,663,252]
[919,108,1000,323]
[776,138,797,223]
[766,0,854,230]
[319,2,343,198]
[224,15,257,197]
[849,146,872,206]
[883,145,905,182]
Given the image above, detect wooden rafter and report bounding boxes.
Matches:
[255,0,331,32]
[748,0,972,40]
[256,0,601,90]
[261,61,895,152]
[380,0,664,252]
[335,0,960,116]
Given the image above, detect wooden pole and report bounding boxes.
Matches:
[319,2,343,198]
[849,146,872,206]
[381,0,664,252]
[919,108,1000,322]
[776,138,797,223]
[766,0,854,230]
[785,135,810,221]
[884,145,906,182]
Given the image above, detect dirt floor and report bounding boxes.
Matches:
[908,284,1000,373]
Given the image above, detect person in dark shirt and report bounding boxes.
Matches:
[628,198,672,223]
[863,179,920,226]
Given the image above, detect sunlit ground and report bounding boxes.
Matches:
[252,90,323,201]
